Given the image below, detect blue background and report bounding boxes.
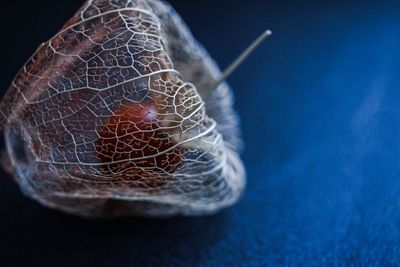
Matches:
[1,0,400,266]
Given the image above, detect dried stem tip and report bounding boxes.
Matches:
[212,29,272,90]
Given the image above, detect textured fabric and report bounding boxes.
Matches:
[1,0,400,266]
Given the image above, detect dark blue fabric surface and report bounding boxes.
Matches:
[1,1,400,266]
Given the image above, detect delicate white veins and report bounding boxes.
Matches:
[0,0,245,217]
